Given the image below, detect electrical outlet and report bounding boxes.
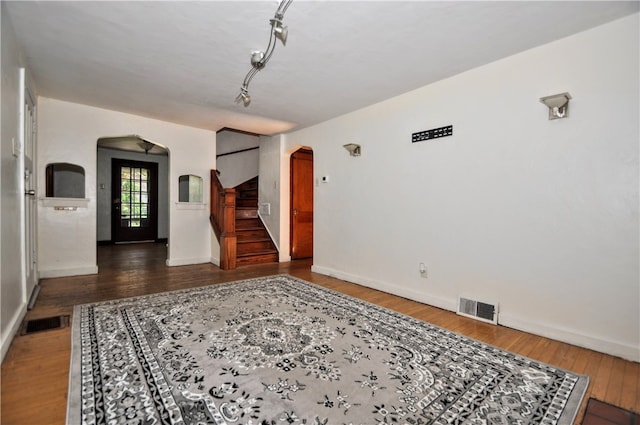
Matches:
[419,262,428,278]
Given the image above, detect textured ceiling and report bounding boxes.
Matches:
[5,1,639,135]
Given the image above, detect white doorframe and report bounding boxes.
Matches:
[19,68,38,305]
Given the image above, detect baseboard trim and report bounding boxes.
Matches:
[280,253,292,262]
[39,265,99,278]
[1,302,27,363]
[257,212,280,253]
[210,257,220,267]
[310,265,456,312]
[165,257,211,267]
[499,313,640,363]
[310,264,640,363]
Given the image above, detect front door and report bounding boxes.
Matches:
[290,148,314,259]
[111,159,158,243]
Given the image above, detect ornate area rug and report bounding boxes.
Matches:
[67,275,588,424]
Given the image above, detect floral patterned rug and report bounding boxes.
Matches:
[67,275,588,424]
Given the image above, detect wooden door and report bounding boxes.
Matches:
[290,148,314,259]
[111,159,158,243]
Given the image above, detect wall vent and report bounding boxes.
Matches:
[20,315,70,335]
[457,297,499,325]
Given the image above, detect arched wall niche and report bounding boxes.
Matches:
[45,162,85,198]
[178,174,203,203]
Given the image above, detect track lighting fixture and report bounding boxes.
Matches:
[235,0,293,107]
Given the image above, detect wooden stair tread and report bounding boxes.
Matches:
[236,218,261,225]
[236,224,262,231]
[237,237,272,243]
[236,249,278,258]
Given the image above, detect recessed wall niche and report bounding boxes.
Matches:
[178,174,203,203]
[45,162,86,198]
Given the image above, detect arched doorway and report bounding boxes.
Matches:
[96,135,169,258]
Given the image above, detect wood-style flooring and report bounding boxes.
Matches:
[1,242,638,424]
[582,398,640,425]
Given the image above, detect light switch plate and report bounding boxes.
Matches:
[12,137,20,157]
[259,203,271,216]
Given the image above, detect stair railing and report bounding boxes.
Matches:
[210,170,237,270]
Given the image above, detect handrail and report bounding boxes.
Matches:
[210,170,237,269]
[216,146,259,159]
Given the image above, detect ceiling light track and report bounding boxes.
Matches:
[235,0,293,107]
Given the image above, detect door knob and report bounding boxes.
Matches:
[24,190,35,196]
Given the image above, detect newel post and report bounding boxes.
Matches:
[219,189,237,270]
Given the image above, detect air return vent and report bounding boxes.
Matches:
[20,315,69,335]
[457,297,498,325]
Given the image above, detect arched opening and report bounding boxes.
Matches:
[45,162,86,198]
[178,174,203,203]
[96,135,169,262]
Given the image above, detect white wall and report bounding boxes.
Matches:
[37,98,217,276]
[1,3,27,361]
[258,135,288,258]
[216,130,259,188]
[96,148,169,241]
[285,14,639,361]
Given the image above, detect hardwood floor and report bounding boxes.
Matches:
[1,242,638,424]
[582,398,640,425]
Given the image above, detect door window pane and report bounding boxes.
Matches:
[120,166,151,228]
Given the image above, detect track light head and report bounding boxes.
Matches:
[235,86,251,107]
[241,93,251,107]
[272,21,288,45]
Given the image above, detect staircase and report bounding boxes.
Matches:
[210,172,278,269]
[234,177,279,267]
